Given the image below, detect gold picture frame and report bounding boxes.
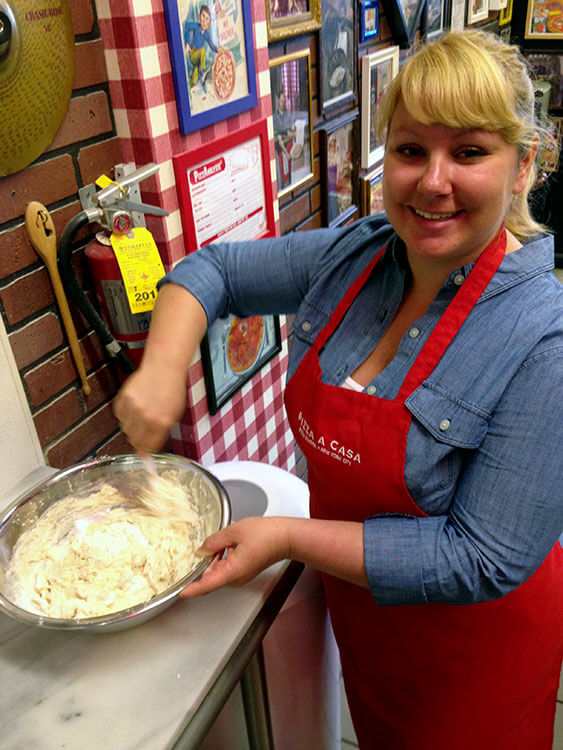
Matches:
[361,163,385,217]
[524,0,563,41]
[270,49,315,199]
[498,0,512,26]
[266,0,321,42]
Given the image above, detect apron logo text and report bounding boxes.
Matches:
[297,412,361,466]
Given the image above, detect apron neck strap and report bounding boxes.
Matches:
[398,227,507,399]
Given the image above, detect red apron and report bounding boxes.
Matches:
[284,231,563,749]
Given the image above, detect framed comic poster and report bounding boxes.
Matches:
[498,0,513,25]
[320,110,360,227]
[173,120,275,250]
[361,46,400,169]
[511,0,563,49]
[379,0,426,46]
[266,0,321,41]
[320,0,357,114]
[467,0,489,25]
[360,0,379,43]
[361,163,384,217]
[201,314,282,414]
[270,49,314,198]
[163,0,257,134]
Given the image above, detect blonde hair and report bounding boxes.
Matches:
[376,30,553,238]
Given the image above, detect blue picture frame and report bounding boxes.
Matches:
[163,0,258,135]
[360,0,379,43]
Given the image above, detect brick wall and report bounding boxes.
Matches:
[0,0,129,469]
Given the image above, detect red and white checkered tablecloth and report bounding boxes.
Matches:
[95,0,295,471]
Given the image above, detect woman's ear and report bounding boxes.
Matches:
[513,136,539,195]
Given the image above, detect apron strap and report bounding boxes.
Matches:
[398,228,507,400]
[311,246,386,354]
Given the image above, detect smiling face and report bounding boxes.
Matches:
[382,101,535,272]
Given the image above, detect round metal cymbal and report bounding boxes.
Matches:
[0,0,74,177]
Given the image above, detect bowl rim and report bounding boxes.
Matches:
[0,453,231,630]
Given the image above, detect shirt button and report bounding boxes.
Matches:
[439,419,451,431]
[366,385,377,395]
[301,320,311,332]
[453,273,465,286]
[408,327,420,338]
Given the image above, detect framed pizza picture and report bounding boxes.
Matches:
[163,0,258,134]
[201,314,282,414]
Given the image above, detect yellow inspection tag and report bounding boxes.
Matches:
[110,228,165,314]
[95,174,114,189]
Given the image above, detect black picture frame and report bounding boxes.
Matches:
[380,0,426,47]
[320,109,360,227]
[201,314,282,415]
[319,0,357,114]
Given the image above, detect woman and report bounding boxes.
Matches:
[115,32,563,748]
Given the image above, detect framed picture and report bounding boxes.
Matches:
[320,0,357,114]
[320,110,360,227]
[173,120,275,251]
[361,163,384,217]
[360,0,379,43]
[361,46,400,169]
[270,49,314,198]
[163,0,257,134]
[525,52,563,109]
[266,0,321,41]
[201,314,282,414]
[427,0,450,38]
[466,0,489,24]
[488,0,507,10]
[379,0,426,46]
[538,117,562,172]
[498,0,513,25]
[512,0,563,49]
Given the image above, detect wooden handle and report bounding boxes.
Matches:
[24,202,91,396]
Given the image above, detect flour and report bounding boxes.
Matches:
[5,478,206,619]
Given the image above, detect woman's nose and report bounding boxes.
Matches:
[418,155,453,195]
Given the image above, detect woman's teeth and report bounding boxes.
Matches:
[413,208,458,220]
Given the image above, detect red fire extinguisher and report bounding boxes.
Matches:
[85,228,151,371]
[58,164,169,377]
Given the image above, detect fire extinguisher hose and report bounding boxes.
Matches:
[58,211,135,375]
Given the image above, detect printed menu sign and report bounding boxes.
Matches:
[188,136,267,247]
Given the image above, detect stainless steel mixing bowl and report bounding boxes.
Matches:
[0,454,231,632]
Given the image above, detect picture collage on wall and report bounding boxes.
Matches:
[161,0,563,410]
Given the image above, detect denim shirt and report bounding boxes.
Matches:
[163,215,563,605]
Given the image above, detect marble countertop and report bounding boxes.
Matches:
[1,560,302,749]
[0,461,310,749]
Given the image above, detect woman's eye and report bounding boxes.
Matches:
[395,145,424,157]
[457,147,486,159]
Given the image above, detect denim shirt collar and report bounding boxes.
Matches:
[389,232,554,301]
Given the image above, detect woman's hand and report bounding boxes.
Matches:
[180,515,368,597]
[180,516,291,597]
[113,363,187,454]
[112,283,208,453]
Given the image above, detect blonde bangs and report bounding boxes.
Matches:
[376,35,525,145]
